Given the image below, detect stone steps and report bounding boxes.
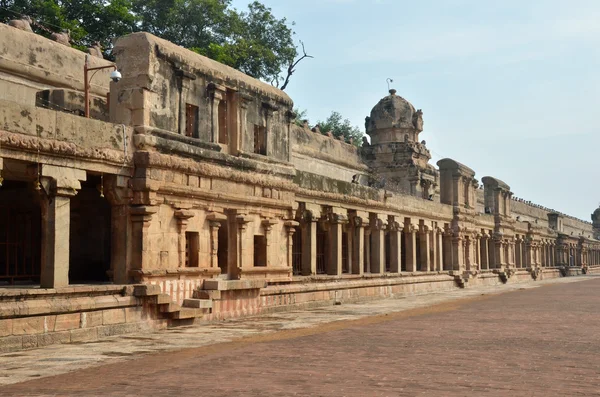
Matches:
[133,285,206,324]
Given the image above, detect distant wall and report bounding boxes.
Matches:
[291,124,368,183]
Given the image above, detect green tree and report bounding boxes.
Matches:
[317,111,364,147]
[0,0,299,83]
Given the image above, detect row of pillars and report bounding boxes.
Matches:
[298,211,446,276]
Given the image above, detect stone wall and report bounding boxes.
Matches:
[0,24,112,107]
[290,124,368,182]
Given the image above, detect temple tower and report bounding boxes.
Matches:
[362,89,438,198]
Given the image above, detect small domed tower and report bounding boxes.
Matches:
[362,89,438,198]
[592,206,600,239]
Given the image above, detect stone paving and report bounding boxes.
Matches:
[0,275,598,396]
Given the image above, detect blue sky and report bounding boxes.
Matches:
[232,0,600,221]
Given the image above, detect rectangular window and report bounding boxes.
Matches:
[253,125,267,155]
[253,235,267,267]
[185,232,199,267]
[185,104,198,137]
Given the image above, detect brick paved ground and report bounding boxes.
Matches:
[2,277,600,396]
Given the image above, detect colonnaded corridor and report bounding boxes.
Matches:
[1,276,600,396]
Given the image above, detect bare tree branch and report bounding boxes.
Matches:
[280,40,313,91]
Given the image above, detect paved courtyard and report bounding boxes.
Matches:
[1,276,600,396]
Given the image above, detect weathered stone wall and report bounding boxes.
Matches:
[291,124,368,182]
[112,32,292,163]
[0,24,112,108]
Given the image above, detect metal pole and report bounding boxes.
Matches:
[84,55,90,118]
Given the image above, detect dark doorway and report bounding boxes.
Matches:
[69,175,111,283]
[0,180,41,285]
[292,226,302,275]
[217,220,228,274]
[316,222,327,274]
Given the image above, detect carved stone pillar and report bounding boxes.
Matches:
[130,205,158,276]
[442,229,453,271]
[174,210,195,268]
[207,214,224,269]
[404,223,417,272]
[370,216,386,274]
[326,213,347,276]
[430,226,438,272]
[452,234,465,272]
[234,214,251,279]
[351,216,366,275]
[104,175,133,284]
[388,220,402,273]
[419,224,431,272]
[436,227,444,271]
[364,227,372,273]
[285,220,299,271]
[39,165,86,288]
[481,234,490,270]
[262,218,278,268]
[301,210,317,276]
[208,83,225,144]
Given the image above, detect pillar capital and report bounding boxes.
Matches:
[40,165,86,197]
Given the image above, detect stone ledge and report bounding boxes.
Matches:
[261,274,456,296]
[203,280,267,291]
[0,285,127,300]
[0,294,140,319]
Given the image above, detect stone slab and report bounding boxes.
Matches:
[203,280,267,291]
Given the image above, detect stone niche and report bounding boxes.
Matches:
[481,176,512,216]
[436,158,477,208]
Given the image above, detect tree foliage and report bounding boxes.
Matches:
[0,0,298,83]
[295,108,364,147]
[317,111,364,147]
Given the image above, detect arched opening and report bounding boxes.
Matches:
[69,175,111,283]
[0,180,41,285]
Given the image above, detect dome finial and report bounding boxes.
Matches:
[386,77,394,94]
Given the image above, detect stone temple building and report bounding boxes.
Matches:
[0,23,599,351]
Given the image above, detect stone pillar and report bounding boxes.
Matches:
[130,205,158,275]
[234,214,251,279]
[404,223,417,272]
[465,235,475,272]
[370,216,386,274]
[452,234,465,272]
[207,212,227,269]
[208,84,225,144]
[388,220,402,273]
[351,215,366,275]
[39,165,86,288]
[301,213,317,276]
[178,76,193,136]
[436,228,444,271]
[174,209,195,268]
[238,94,253,155]
[442,231,453,271]
[364,227,371,273]
[284,220,299,272]
[430,227,438,272]
[104,175,132,284]
[262,218,278,268]
[419,224,431,272]
[322,213,346,276]
[481,234,489,270]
